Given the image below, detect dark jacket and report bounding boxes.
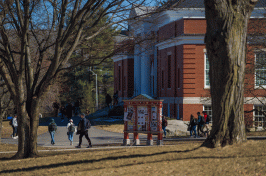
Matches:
[162,118,168,127]
[48,122,57,132]
[78,118,91,132]
[190,118,197,127]
[198,115,204,125]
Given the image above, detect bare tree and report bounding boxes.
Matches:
[203,0,258,147]
[0,83,12,144]
[0,0,163,158]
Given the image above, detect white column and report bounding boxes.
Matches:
[134,45,141,96]
[140,45,151,95]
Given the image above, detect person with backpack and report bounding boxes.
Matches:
[197,112,205,137]
[162,116,168,138]
[189,114,199,138]
[202,111,211,137]
[48,118,57,145]
[75,113,92,148]
[10,115,18,139]
[66,119,76,145]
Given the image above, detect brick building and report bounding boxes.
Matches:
[112,0,266,129]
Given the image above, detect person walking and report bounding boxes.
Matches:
[67,119,76,145]
[75,113,92,148]
[11,115,18,139]
[52,101,60,117]
[202,111,211,137]
[162,116,168,138]
[66,102,73,121]
[60,105,66,122]
[105,94,112,108]
[189,114,198,138]
[113,91,118,106]
[48,118,57,145]
[197,112,205,137]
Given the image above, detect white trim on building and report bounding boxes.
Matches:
[156,35,205,50]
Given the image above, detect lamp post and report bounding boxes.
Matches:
[89,68,98,110]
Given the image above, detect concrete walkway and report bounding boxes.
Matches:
[1,116,148,148]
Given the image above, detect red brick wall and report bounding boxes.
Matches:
[158,21,177,42]
[248,18,266,35]
[183,104,203,121]
[244,104,254,128]
[184,19,206,34]
[175,19,184,36]
[113,58,134,98]
[127,59,134,97]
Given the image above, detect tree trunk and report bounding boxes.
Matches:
[13,82,31,158]
[0,114,3,144]
[29,97,40,157]
[203,0,257,147]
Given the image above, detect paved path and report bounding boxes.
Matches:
[2,116,266,149]
[1,116,148,148]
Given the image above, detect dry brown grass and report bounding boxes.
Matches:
[0,140,265,175]
[94,124,124,133]
[1,121,48,138]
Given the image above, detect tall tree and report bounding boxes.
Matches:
[204,0,258,147]
[0,0,160,158]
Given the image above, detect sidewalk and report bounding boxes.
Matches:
[1,126,148,148]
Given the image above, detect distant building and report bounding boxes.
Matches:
[112,0,266,130]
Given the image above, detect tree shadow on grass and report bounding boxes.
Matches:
[2,145,264,174]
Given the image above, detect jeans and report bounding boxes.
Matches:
[12,126,17,137]
[190,125,197,137]
[50,131,55,144]
[68,132,74,142]
[162,126,166,136]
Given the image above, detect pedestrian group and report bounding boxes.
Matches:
[48,112,92,148]
[188,111,211,138]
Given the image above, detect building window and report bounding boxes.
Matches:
[254,105,266,128]
[205,53,210,88]
[162,71,164,89]
[168,55,171,88]
[255,53,266,87]
[203,105,212,122]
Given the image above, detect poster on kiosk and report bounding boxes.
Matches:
[151,107,157,131]
[124,106,134,131]
[137,106,148,131]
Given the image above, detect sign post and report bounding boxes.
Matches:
[123,94,164,146]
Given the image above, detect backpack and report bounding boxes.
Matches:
[85,119,91,129]
[201,116,206,124]
[68,124,75,132]
[163,118,168,126]
[48,123,57,132]
[206,115,211,123]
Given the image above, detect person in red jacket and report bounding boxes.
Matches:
[202,111,211,137]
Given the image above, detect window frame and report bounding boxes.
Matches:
[203,105,212,123]
[204,53,210,89]
[254,52,266,89]
[253,105,266,128]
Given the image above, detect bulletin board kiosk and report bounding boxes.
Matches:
[123,94,164,146]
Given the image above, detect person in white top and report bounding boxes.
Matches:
[11,115,18,139]
[66,119,76,145]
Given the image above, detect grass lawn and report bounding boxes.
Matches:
[0,140,265,175]
[94,123,266,137]
[94,124,124,133]
[1,121,48,138]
